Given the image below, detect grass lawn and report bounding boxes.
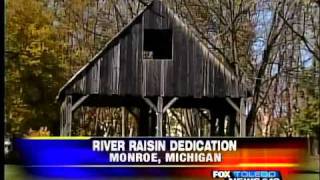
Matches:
[293,174,319,180]
[5,165,32,180]
[293,156,320,180]
[302,156,320,172]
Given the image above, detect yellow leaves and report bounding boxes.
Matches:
[7,0,48,26]
[27,59,41,66]
[25,43,42,58]
[6,0,70,137]
[29,25,52,39]
[25,126,51,137]
[8,104,32,133]
[7,2,59,64]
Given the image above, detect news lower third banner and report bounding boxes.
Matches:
[15,137,308,179]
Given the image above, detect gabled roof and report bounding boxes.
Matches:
[57,0,245,101]
[56,1,153,101]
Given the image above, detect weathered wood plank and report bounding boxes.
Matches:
[119,34,127,95]
[61,0,247,100]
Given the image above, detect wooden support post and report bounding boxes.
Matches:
[61,95,88,136]
[240,98,246,137]
[156,96,163,137]
[226,97,246,137]
[60,98,66,136]
[142,97,178,137]
[64,95,72,136]
[67,96,72,136]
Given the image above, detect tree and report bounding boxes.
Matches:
[293,62,320,137]
[5,0,66,135]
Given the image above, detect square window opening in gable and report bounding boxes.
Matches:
[143,29,172,60]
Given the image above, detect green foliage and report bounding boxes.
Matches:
[293,63,320,138]
[294,98,320,137]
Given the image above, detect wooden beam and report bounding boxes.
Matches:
[163,97,178,112]
[71,95,89,112]
[143,98,157,112]
[226,97,240,112]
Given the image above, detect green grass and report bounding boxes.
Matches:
[294,156,320,180]
[293,174,319,180]
[299,156,320,172]
[5,165,32,180]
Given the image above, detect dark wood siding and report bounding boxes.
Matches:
[59,1,247,101]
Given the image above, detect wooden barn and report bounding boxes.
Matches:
[56,0,250,137]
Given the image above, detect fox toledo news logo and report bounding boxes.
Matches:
[212,170,281,180]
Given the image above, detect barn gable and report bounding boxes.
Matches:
[56,0,247,102]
